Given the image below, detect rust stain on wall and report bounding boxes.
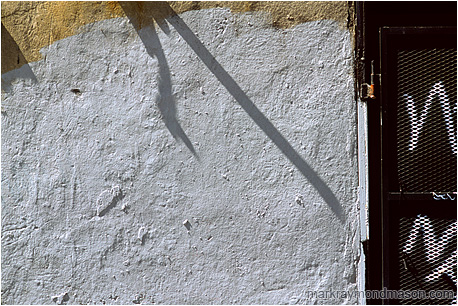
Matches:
[1,1,350,74]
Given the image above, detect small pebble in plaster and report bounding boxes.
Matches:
[96,186,123,217]
[289,296,300,304]
[132,293,144,304]
[109,294,119,301]
[183,219,192,231]
[256,209,266,218]
[295,195,304,207]
[138,226,147,244]
[121,202,130,213]
[51,292,69,305]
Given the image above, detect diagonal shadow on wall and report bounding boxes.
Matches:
[1,23,37,92]
[120,2,198,157]
[121,2,345,223]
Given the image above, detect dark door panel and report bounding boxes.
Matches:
[380,27,457,305]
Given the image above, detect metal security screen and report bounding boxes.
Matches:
[380,27,457,304]
[399,215,457,305]
[397,49,457,192]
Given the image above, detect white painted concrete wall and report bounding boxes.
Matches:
[2,8,360,304]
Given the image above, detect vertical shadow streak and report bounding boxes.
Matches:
[139,26,198,157]
[164,6,345,222]
[121,3,198,157]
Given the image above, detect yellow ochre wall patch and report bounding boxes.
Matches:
[1,1,350,74]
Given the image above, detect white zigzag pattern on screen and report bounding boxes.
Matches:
[403,81,457,154]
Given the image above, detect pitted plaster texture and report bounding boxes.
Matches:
[2,8,360,305]
[1,1,351,73]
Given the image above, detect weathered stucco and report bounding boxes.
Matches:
[1,2,360,304]
[1,1,351,73]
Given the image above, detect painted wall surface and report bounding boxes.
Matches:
[1,2,360,304]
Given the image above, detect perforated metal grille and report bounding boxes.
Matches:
[399,215,457,304]
[397,49,457,192]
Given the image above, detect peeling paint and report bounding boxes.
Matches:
[1,1,124,73]
[1,1,350,73]
[1,3,359,304]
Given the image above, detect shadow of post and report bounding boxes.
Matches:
[166,5,345,222]
[121,2,345,223]
[120,2,198,158]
